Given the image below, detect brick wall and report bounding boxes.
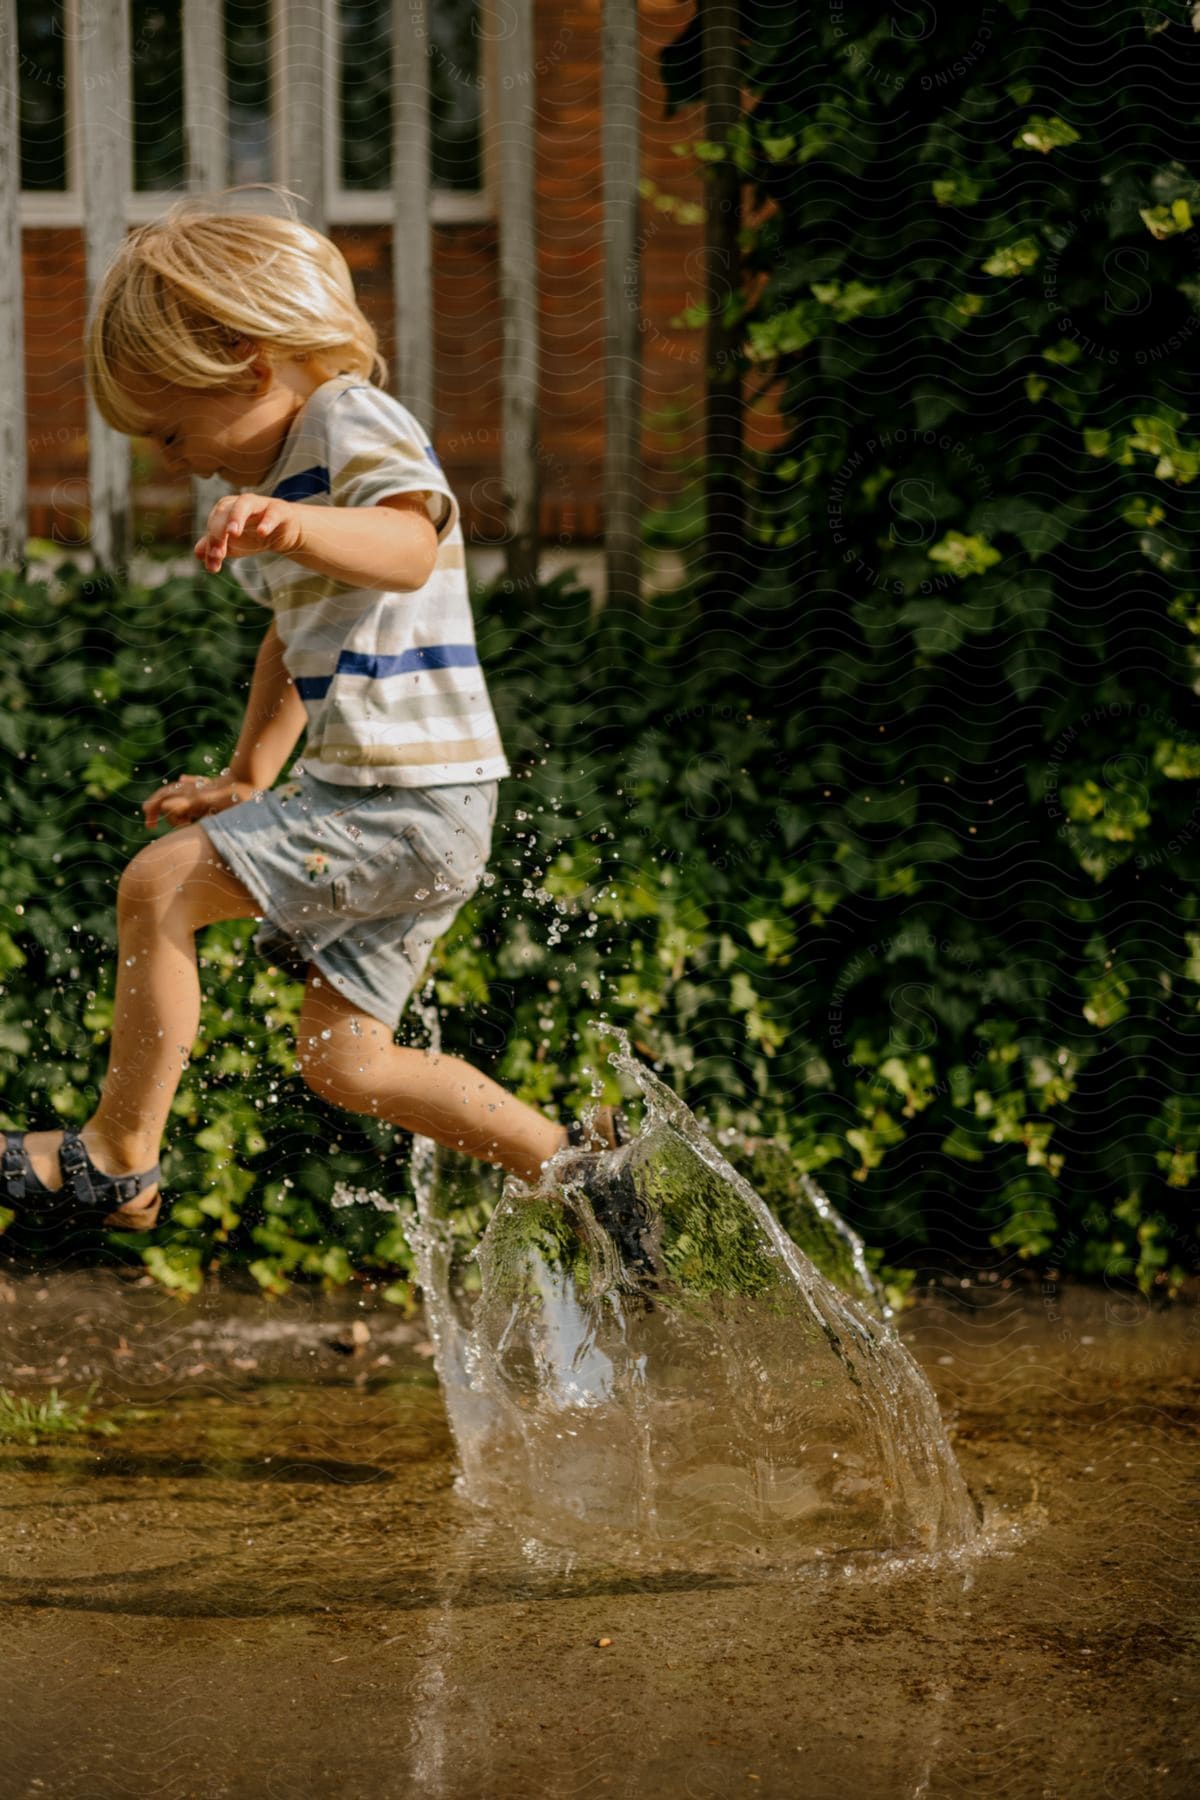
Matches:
[25,0,742,553]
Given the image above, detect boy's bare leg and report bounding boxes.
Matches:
[0,826,260,1226]
[296,971,571,1185]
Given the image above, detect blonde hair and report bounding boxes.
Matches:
[85,184,389,435]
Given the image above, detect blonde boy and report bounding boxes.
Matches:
[0,189,620,1230]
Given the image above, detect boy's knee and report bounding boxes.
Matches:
[117,830,222,929]
[295,1015,372,1108]
[117,837,189,921]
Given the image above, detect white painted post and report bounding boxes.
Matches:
[184,0,230,539]
[276,0,329,234]
[602,0,641,608]
[0,0,27,568]
[496,0,539,589]
[391,0,433,427]
[78,0,132,570]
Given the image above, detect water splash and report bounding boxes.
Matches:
[405,1019,978,1569]
[330,1182,405,1214]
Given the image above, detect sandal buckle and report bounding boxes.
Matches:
[58,1132,97,1210]
[1,1145,26,1203]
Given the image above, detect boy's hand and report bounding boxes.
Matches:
[143,770,257,831]
[195,493,304,573]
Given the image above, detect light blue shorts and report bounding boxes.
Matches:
[199,771,499,1031]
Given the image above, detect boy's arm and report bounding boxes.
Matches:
[228,618,308,786]
[289,493,439,589]
[195,492,439,591]
[143,620,307,830]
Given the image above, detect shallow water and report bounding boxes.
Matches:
[0,1269,1195,1798]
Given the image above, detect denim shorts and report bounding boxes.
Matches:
[199,771,499,1030]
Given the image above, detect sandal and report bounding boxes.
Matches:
[562,1107,659,1282]
[565,1103,631,1154]
[1,1128,163,1228]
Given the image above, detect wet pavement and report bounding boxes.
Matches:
[0,1268,1196,1798]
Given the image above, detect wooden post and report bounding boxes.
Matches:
[0,0,27,569]
[702,0,743,591]
[602,0,642,609]
[78,0,132,572]
[276,0,328,233]
[496,0,539,590]
[392,0,433,427]
[184,0,230,541]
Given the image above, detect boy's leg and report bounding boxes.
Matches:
[0,825,260,1225]
[295,969,570,1185]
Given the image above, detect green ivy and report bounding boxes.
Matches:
[647,0,1200,1293]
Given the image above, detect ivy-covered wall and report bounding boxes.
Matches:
[650,0,1200,1287]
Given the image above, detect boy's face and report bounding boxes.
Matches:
[119,355,320,489]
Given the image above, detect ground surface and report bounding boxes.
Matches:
[0,1269,1195,1799]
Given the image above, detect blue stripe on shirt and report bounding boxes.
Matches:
[274,464,331,502]
[339,645,479,677]
[294,642,480,702]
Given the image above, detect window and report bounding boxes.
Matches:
[17,0,68,190]
[226,0,272,187]
[429,0,484,193]
[339,0,483,194]
[131,3,185,191]
[16,0,492,222]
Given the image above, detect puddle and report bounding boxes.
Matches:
[0,1270,1196,1797]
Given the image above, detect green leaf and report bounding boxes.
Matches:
[982,236,1042,277]
[1139,198,1194,239]
[1081,967,1131,1028]
[1013,114,1081,154]
[927,531,1003,578]
[932,173,984,207]
[0,929,26,976]
[1156,740,1200,779]
[1042,339,1083,366]
[809,280,900,322]
[81,755,131,797]
[140,1243,204,1295]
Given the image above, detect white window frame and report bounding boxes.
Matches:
[17,0,495,227]
[321,0,495,225]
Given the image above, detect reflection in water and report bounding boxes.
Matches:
[407,1030,979,1567]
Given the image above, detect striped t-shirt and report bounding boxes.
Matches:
[231,372,511,789]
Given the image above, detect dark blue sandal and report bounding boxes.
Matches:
[566,1104,630,1154]
[1,1128,162,1226]
[562,1107,658,1281]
